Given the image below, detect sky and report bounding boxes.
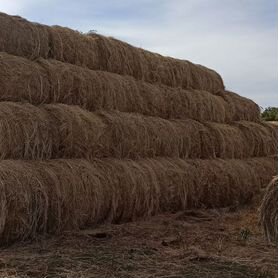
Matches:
[0,0,277,108]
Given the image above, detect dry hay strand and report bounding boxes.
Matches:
[0,12,224,93]
[0,52,260,122]
[260,176,278,244]
[0,102,276,160]
[0,156,275,244]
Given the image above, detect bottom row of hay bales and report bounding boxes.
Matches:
[0,156,275,244]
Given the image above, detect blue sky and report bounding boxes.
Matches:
[0,0,277,107]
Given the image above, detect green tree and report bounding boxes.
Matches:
[261,107,278,121]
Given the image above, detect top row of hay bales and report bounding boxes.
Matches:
[0,12,224,93]
[0,12,262,125]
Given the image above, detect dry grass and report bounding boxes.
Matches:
[0,52,260,122]
[260,176,278,245]
[0,207,276,277]
[0,102,276,160]
[0,156,275,244]
[0,12,224,93]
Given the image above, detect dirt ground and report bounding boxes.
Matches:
[0,206,277,278]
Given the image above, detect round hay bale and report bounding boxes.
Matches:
[232,121,278,157]
[219,90,260,122]
[260,176,278,244]
[0,12,49,59]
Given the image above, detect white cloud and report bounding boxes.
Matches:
[95,0,278,107]
[0,0,23,14]
[0,0,39,15]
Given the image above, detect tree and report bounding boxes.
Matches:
[261,107,278,121]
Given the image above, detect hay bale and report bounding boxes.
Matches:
[0,102,276,160]
[0,12,49,59]
[0,102,105,160]
[260,176,278,244]
[231,121,278,157]
[0,156,275,244]
[218,90,261,122]
[0,102,60,159]
[0,12,224,93]
[202,122,247,158]
[47,25,101,68]
[0,52,260,122]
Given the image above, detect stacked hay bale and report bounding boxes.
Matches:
[0,12,277,244]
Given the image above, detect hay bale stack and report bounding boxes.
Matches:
[0,157,275,244]
[0,12,224,93]
[0,52,260,122]
[0,102,276,160]
[0,12,276,244]
[260,176,278,245]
